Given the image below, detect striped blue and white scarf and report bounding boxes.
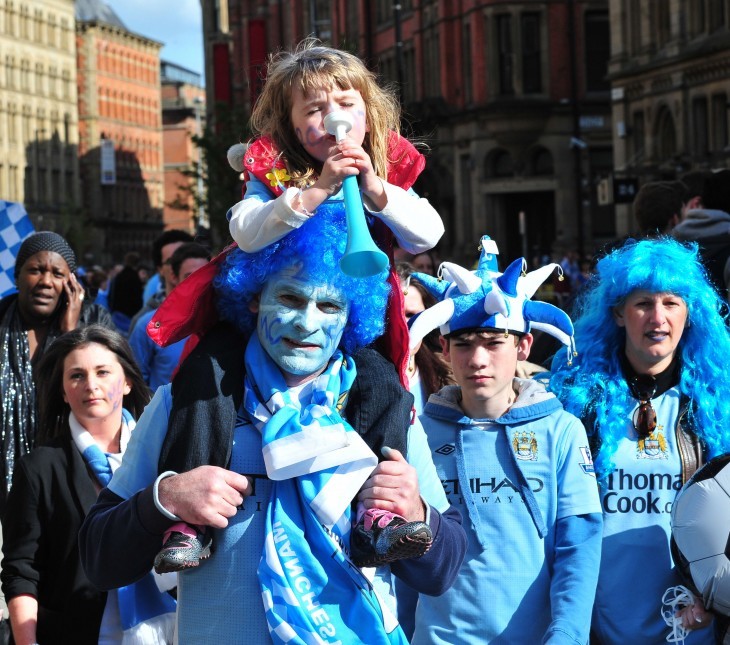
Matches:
[70,411,177,644]
[244,334,407,644]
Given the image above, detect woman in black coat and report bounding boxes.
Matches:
[1,325,174,644]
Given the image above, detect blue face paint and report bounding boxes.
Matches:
[256,264,349,385]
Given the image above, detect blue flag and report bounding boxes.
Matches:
[0,201,34,297]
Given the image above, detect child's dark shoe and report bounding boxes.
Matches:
[153,523,212,574]
[350,508,432,568]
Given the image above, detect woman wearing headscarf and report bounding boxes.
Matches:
[0,232,113,511]
[550,238,730,644]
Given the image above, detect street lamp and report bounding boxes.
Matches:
[192,96,207,231]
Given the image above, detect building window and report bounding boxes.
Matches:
[460,154,473,235]
[8,107,17,143]
[38,168,46,205]
[708,0,726,30]
[628,0,641,54]
[521,12,541,94]
[49,67,57,97]
[584,10,610,92]
[47,15,56,47]
[689,0,706,36]
[20,59,29,91]
[463,21,472,104]
[692,96,709,156]
[712,93,728,152]
[423,28,440,98]
[62,70,71,100]
[6,3,14,37]
[35,63,43,95]
[656,0,670,47]
[496,14,514,96]
[9,165,17,200]
[376,0,390,26]
[24,166,33,204]
[19,6,28,39]
[655,107,677,161]
[5,56,14,89]
[632,110,645,162]
[531,147,553,175]
[403,45,415,104]
[488,149,514,178]
[21,110,31,144]
[60,18,68,50]
[52,169,60,203]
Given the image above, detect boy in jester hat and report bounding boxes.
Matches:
[404,237,603,644]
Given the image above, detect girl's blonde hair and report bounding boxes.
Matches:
[250,39,401,186]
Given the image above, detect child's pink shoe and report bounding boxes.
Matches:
[153,522,212,573]
[350,508,432,568]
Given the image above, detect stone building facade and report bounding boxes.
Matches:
[76,0,164,264]
[608,0,730,237]
[0,0,80,233]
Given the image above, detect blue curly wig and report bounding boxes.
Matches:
[550,237,730,481]
[214,204,390,354]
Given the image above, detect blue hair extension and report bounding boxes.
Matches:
[549,237,730,481]
[214,204,390,354]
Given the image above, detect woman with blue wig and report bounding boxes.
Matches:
[79,206,467,644]
[550,237,730,644]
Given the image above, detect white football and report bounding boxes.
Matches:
[671,453,730,617]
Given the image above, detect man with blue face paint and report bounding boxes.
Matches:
[79,207,467,644]
[252,264,350,384]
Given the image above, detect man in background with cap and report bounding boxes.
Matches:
[402,242,602,644]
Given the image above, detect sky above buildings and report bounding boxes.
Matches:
[104,0,205,82]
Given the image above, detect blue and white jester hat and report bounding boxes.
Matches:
[409,235,577,364]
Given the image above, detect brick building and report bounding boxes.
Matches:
[76,0,164,264]
[0,0,80,234]
[161,60,205,235]
[608,0,730,238]
[201,0,612,264]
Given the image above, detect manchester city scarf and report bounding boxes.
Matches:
[243,334,407,644]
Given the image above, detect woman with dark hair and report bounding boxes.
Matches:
[1,324,175,645]
[550,238,730,644]
[397,263,454,414]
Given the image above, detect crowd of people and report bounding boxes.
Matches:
[1,38,730,645]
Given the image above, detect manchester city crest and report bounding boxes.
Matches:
[513,430,538,461]
[636,428,669,459]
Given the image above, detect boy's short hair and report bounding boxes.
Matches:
[445,328,523,346]
[168,242,211,278]
[152,229,194,268]
[633,181,683,235]
[680,170,712,202]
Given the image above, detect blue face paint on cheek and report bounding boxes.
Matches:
[258,312,285,347]
[305,125,326,147]
[109,379,124,412]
